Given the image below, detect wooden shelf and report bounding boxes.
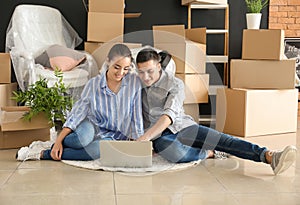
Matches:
[206,55,228,63]
[208,85,227,95]
[182,0,228,6]
[186,2,229,85]
[190,4,228,9]
[124,13,141,18]
[206,29,228,34]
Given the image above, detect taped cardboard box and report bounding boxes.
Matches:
[84,42,104,54]
[242,29,285,60]
[0,53,11,83]
[230,59,296,89]
[87,12,124,43]
[183,103,199,123]
[0,83,17,107]
[176,73,209,104]
[216,88,298,137]
[0,106,50,149]
[182,0,228,5]
[153,25,206,74]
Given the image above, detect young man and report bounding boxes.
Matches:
[135,48,297,175]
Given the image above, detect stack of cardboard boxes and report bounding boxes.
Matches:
[0,53,50,149]
[84,0,142,70]
[85,0,124,54]
[152,25,209,122]
[0,53,17,108]
[216,29,298,137]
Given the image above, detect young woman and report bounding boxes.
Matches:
[135,48,297,175]
[16,44,144,161]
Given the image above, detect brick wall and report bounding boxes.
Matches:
[269,0,300,37]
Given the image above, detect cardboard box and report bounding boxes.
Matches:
[91,42,142,70]
[242,29,285,60]
[230,59,296,89]
[183,103,199,123]
[0,53,11,83]
[153,25,206,74]
[176,73,209,104]
[89,0,124,13]
[87,12,124,42]
[0,83,17,107]
[182,0,227,5]
[84,42,104,54]
[216,88,298,137]
[0,106,50,149]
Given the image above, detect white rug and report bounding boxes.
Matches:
[29,139,201,174]
[62,154,201,174]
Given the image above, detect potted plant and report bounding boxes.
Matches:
[245,0,269,29]
[12,69,73,129]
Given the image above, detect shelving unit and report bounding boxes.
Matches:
[186,1,229,86]
[183,0,229,126]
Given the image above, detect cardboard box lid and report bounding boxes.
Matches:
[153,25,206,44]
[89,0,124,13]
[185,28,206,44]
[153,25,186,43]
[1,106,50,131]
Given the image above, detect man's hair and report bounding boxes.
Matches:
[136,48,161,64]
[136,48,172,70]
[107,44,132,62]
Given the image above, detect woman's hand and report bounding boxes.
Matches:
[50,141,63,160]
[50,127,72,160]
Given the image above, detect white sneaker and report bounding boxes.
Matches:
[16,146,42,161]
[270,145,297,175]
[29,140,53,150]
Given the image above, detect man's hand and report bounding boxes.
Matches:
[136,135,151,141]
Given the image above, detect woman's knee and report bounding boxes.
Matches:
[75,120,95,146]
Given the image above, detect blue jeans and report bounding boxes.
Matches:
[42,120,106,161]
[153,125,268,163]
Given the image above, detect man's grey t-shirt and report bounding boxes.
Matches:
[142,70,196,137]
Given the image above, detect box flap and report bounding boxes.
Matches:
[1,107,50,131]
[153,25,186,43]
[89,0,124,13]
[185,28,206,44]
[1,106,30,112]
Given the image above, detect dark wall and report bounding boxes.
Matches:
[0,0,268,57]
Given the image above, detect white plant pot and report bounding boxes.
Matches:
[246,13,262,29]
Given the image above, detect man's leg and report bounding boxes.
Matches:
[153,129,208,163]
[177,125,268,163]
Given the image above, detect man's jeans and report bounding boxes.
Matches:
[153,125,268,163]
[43,120,106,160]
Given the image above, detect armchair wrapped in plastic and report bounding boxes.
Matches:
[6,4,98,100]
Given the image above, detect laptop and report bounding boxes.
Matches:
[99,141,153,168]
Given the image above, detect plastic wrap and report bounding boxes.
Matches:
[5,4,98,98]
